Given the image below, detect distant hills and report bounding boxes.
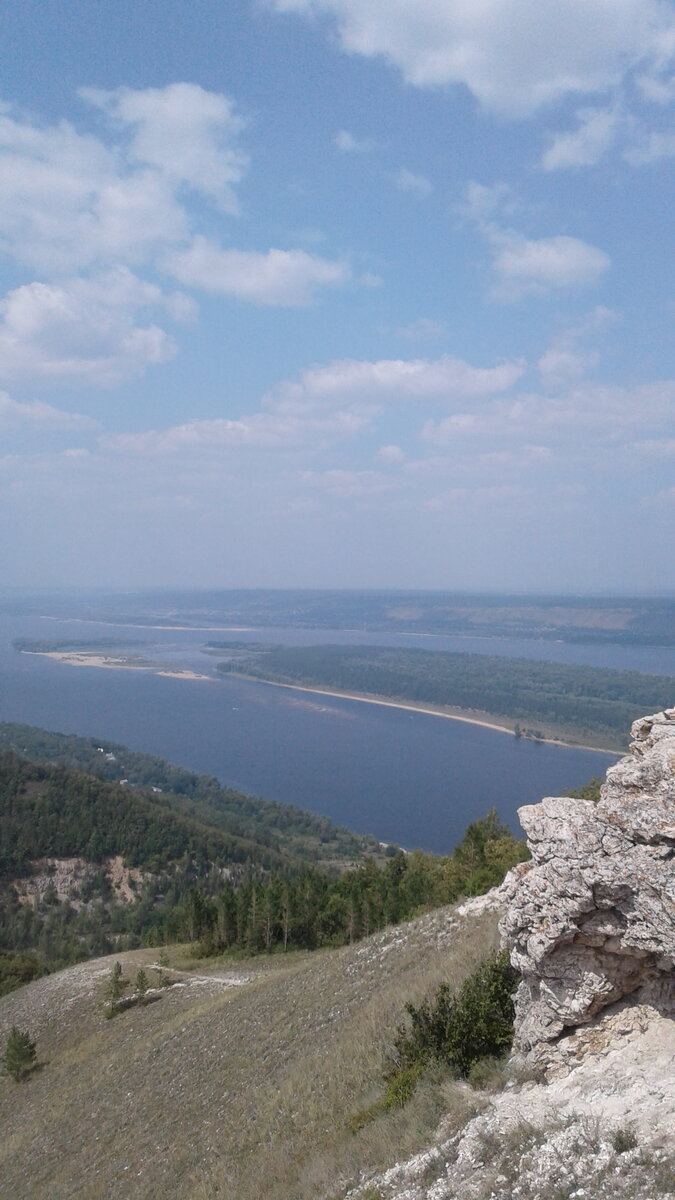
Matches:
[4,588,675,644]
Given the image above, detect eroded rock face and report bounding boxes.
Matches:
[500,708,675,1050]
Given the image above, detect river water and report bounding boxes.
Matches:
[2,612,671,852]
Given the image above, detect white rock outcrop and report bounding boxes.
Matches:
[500,708,675,1050]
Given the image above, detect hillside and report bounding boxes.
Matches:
[0,904,501,1200]
[0,710,672,1200]
[0,725,527,992]
[0,723,378,865]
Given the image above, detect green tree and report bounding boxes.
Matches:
[103,960,128,1017]
[2,1026,37,1081]
[134,967,149,1005]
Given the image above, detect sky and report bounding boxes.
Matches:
[1,0,674,593]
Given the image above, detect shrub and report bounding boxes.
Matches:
[612,1124,638,1154]
[393,950,519,1079]
[1,1026,37,1081]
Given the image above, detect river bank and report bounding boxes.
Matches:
[224,673,622,755]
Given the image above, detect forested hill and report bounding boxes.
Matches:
[0,723,378,866]
[0,753,291,879]
[216,644,675,749]
[0,728,528,996]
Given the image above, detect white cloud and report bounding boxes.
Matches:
[377,443,406,464]
[0,99,188,273]
[0,269,185,386]
[537,306,618,386]
[489,231,610,300]
[624,127,675,164]
[300,468,389,497]
[542,105,623,170]
[271,352,525,406]
[396,168,432,197]
[334,129,377,152]
[397,318,446,342]
[164,237,350,305]
[0,87,351,326]
[0,392,95,431]
[101,406,372,456]
[80,83,247,211]
[420,380,675,447]
[271,0,674,118]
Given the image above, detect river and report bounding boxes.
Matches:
[2,611,670,852]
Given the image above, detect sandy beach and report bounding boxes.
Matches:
[20,650,212,681]
[229,675,619,755]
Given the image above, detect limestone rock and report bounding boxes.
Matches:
[500,708,675,1050]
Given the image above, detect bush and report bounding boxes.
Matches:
[1,1026,37,1081]
[393,950,520,1080]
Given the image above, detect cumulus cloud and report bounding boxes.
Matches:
[269,352,525,406]
[488,231,610,300]
[0,84,358,388]
[460,181,610,300]
[0,392,95,431]
[164,237,350,305]
[0,269,186,385]
[420,380,675,447]
[542,105,623,170]
[101,406,372,456]
[271,0,674,118]
[537,307,618,387]
[396,168,432,197]
[334,129,377,152]
[0,98,191,273]
[377,443,406,463]
[80,82,247,211]
[396,318,446,342]
[99,349,523,458]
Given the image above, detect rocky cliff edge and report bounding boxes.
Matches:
[501,707,675,1051]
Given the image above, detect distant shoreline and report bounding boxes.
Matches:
[223,674,621,756]
[18,649,212,681]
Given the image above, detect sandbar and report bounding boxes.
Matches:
[19,650,212,681]
[228,675,619,755]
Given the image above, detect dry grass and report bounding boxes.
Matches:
[0,904,499,1200]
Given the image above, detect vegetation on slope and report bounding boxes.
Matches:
[0,907,503,1200]
[0,727,527,991]
[217,643,675,747]
[0,723,376,864]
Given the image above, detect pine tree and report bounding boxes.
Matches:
[2,1027,37,1081]
[103,961,128,1017]
[134,968,149,1005]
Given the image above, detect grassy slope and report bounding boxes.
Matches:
[0,905,499,1200]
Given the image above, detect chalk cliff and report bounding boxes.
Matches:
[501,707,675,1051]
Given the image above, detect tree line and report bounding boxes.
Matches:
[217,643,675,746]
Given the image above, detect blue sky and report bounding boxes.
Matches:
[1,0,674,591]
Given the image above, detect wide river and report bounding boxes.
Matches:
[2,613,673,852]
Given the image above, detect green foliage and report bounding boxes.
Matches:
[134,968,149,1003]
[103,961,129,1017]
[564,776,603,803]
[348,1065,422,1132]
[0,950,50,997]
[393,951,520,1080]
[218,643,675,746]
[0,722,375,866]
[1,1026,37,1081]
